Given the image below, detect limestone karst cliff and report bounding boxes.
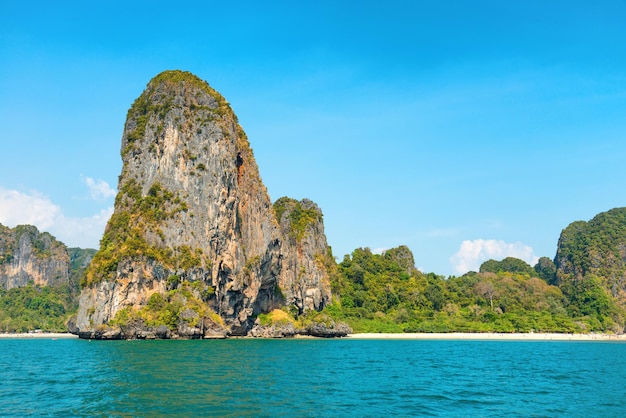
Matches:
[74,70,334,339]
[0,223,70,290]
[555,207,626,311]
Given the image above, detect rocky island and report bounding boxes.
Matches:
[71,70,346,339]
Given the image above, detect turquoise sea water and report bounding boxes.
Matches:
[0,338,625,417]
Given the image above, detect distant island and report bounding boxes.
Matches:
[1,71,624,338]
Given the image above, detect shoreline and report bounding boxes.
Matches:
[0,332,78,339]
[345,332,626,341]
[1,332,625,341]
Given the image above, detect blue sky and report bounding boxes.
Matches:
[1,1,625,276]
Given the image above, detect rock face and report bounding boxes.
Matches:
[274,197,332,314]
[75,70,333,338]
[0,224,70,290]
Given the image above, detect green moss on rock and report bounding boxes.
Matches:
[123,70,235,158]
[273,197,322,242]
[109,281,222,332]
[82,180,204,287]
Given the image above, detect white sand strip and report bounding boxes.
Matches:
[0,333,78,339]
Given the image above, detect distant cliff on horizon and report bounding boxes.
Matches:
[0,223,95,332]
[0,223,70,290]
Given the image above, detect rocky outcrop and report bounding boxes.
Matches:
[245,309,352,338]
[0,224,70,290]
[306,321,352,338]
[274,197,332,314]
[75,70,333,338]
[247,321,299,338]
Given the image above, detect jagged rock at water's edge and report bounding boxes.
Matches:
[74,70,334,338]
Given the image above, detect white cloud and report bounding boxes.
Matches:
[0,187,62,230]
[83,176,116,200]
[0,186,112,249]
[450,239,539,275]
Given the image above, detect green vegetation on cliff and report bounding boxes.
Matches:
[555,208,626,325]
[110,280,221,332]
[83,180,207,286]
[123,70,235,158]
[273,197,322,242]
[556,208,626,284]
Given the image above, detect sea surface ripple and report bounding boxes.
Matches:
[1,338,625,417]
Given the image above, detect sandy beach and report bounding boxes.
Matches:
[346,332,626,341]
[0,332,78,339]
